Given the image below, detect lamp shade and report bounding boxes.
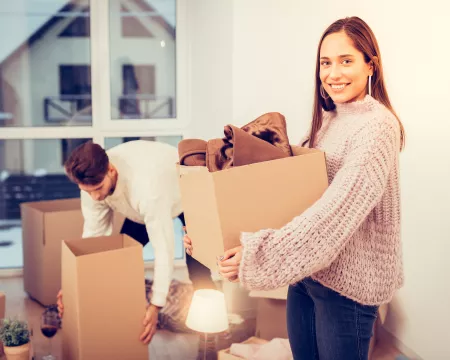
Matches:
[185,289,229,333]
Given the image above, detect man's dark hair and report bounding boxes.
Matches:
[64,141,109,185]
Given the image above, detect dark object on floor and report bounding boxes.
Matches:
[43,304,62,329]
[0,240,13,247]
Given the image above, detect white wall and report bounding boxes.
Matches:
[187,0,233,140]
[189,1,450,359]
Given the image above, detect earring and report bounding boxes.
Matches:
[320,84,330,99]
[368,75,372,97]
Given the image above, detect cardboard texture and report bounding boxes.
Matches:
[61,234,148,360]
[255,298,288,340]
[218,336,268,360]
[179,146,328,270]
[20,198,125,306]
[249,286,288,300]
[249,287,289,340]
[0,292,5,356]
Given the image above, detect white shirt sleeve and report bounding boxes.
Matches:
[140,194,175,308]
[80,190,113,238]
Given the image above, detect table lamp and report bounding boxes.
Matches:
[186,289,229,360]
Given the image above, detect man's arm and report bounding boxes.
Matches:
[80,190,113,238]
[142,199,175,308]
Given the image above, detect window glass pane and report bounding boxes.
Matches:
[109,0,176,120]
[0,138,91,269]
[104,135,183,261]
[0,1,92,127]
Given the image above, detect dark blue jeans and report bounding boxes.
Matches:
[287,278,378,360]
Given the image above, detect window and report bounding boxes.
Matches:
[0,1,92,127]
[120,64,156,119]
[56,65,92,123]
[59,7,90,37]
[0,138,91,269]
[109,0,177,120]
[0,0,186,270]
[121,5,154,37]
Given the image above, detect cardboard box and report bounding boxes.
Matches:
[179,146,328,270]
[218,336,268,360]
[249,287,289,340]
[20,198,125,306]
[61,234,148,360]
[255,298,288,340]
[0,292,5,356]
[249,286,288,300]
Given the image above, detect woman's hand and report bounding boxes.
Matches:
[218,246,243,282]
[183,227,193,256]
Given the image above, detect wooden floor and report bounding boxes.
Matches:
[0,274,403,360]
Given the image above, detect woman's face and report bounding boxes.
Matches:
[319,31,373,104]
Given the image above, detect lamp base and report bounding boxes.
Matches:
[197,332,217,360]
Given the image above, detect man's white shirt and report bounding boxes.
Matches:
[81,140,183,307]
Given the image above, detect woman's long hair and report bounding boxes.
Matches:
[308,17,405,150]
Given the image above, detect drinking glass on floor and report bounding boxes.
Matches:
[40,310,58,360]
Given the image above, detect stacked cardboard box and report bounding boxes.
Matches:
[250,287,289,340]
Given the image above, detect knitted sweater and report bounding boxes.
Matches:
[238,95,403,305]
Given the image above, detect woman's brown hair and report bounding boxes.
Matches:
[308,16,405,150]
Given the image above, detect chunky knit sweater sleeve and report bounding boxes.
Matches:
[238,115,400,291]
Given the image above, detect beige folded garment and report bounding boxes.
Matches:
[230,338,293,360]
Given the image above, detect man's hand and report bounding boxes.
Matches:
[218,246,243,283]
[183,227,193,256]
[140,304,160,344]
[56,289,64,318]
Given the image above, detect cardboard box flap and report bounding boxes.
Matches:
[64,234,140,257]
[179,167,224,270]
[21,203,45,245]
[21,198,81,213]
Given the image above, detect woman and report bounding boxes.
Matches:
[185,16,404,359]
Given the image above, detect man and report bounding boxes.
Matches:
[56,140,215,344]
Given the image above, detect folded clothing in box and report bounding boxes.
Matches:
[230,337,292,360]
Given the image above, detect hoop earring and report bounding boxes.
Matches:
[320,84,330,100]
[368,75,372,96]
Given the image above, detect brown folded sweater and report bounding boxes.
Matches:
[178,112,292,171]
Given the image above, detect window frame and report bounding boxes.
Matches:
[0,0,190,274]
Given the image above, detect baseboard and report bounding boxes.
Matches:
[378,325,423,360]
